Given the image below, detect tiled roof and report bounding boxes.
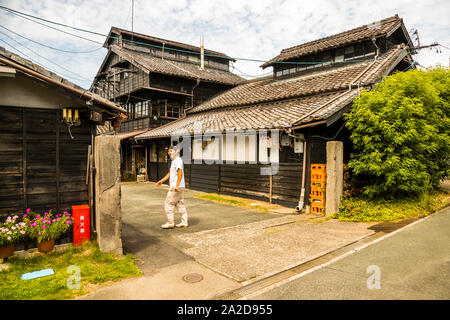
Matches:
[106,27,234,60]
[135,90,358,139]
[110,45,245,86]
[189,45,408,114]
[134,44,409,140]
[0,46,125,113]
[261,15,407,68]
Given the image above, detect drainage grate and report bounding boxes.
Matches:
[182,273,204,283]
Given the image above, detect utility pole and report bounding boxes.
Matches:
[200,36,205,70]
[131,0,134,32]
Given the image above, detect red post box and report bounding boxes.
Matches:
[72,205,90,246]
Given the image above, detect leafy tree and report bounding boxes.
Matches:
[345,68,450,198]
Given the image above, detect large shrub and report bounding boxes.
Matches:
[345,68,450,198]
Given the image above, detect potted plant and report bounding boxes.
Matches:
[0,215,28,259]
[25,209,74,253]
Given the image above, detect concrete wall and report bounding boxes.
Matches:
[326,141,344,215]
[94,135,123,254]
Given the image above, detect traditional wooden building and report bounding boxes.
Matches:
[0,46,125,246]
[133,15,414,209]
[91,27,245,180]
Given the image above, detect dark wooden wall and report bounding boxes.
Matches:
[181,161,304,207]
[0,106,90,222]
[189,164,220,193]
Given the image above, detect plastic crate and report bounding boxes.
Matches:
[311,186,325,199]
[311,164,326,171]
[311,164,327,182]
[311,181,325,189]
[311,205,325,215]
[311,198,325,206]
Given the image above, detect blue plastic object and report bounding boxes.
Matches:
[21,268,55,280]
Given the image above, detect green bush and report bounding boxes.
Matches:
[345,68,450,198]
[333,191,448,222]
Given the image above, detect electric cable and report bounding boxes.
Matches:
[0,24,103,53]
[0,37,89,85]
[0,5,383,66]
[0,30,92,82]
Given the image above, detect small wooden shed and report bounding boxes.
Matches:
[0,46,126,245]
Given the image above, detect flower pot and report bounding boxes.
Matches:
[37,239,55,253]
[0,244,15,259]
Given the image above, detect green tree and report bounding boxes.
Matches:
[345,68,450,198]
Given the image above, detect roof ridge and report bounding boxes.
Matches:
[261,15,404,68]
[108,26,232,58]
[189,46,407,114]
[281,15,400,55]
[109,45,245,85]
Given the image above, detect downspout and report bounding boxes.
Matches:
[185,78,201,116]
[286,131,307,212]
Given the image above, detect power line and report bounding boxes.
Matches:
[0,7,103,45]
[231,64,272,78]
[0,37,90,85]
[0,30,92,82]
[0,5,381,66]
[0,24,103,53]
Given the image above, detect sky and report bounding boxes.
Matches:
[0,0,449,89]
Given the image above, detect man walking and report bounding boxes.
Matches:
[156,145,188,229]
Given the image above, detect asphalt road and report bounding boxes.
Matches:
[251,206,450,300]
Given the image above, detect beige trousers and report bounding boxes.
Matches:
[164,188,188,225]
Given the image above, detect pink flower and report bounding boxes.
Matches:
[38,231,41,235]
[26,208,31,213]
[52,219,56,222]
[42,225,46,229]
[24,214,28,217]
[20,231,25,235]
[36,215,40,219]
[7,236,11,241]
[57,218,60,221]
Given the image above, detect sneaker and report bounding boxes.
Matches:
[176,223,189,228]
[161,222,174,229]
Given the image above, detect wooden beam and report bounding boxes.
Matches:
[56,109,60,211]
[22,108,27,212]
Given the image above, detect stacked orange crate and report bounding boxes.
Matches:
[310,164,326,215]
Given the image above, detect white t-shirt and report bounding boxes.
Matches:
[169,156,185,188]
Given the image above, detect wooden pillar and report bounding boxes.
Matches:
[22,109,27,212]
[269,174,273,203]
[145,141,148,181]
[131,143,136,178]
[56,110,60,211]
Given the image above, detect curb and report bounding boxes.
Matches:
[214,204,450,300]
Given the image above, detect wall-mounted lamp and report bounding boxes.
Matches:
[62,107,81,140]
[62,108,81,126]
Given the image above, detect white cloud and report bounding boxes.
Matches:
[0,0,448,88]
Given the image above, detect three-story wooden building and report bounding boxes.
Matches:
[91,27,244,180]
